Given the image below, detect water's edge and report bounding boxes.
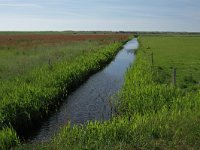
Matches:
[24,38,138,143]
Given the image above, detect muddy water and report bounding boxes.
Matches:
[29,38,138,143]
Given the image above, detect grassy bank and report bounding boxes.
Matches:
[0,34,130,149]
[19,35,200,149]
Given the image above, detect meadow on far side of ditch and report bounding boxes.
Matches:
[140,36,200,90]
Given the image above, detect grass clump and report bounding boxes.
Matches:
[0,127,19,150]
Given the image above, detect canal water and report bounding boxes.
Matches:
[28,38,138,143]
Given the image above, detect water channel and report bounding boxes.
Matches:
[28,38,138,143]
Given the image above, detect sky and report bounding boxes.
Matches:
[0,0,200,32]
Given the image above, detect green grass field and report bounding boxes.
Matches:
[0,41,100,80]
[17,35,200,150]
[0,34,128,81]
[141,36,200,89]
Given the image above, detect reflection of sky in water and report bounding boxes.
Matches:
[104,39,138,77]
[29,38,139,143]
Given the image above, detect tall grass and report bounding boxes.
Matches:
[0,127,19,150]
[19,36,200,149]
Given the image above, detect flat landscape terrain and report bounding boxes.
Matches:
[0,33,200,149]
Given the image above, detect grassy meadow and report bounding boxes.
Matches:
[0,34,129,81]
[17,34,200,149]
[141,36,200,89]
[0,33,131,149]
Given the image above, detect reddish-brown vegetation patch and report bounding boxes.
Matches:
[0,34,130,48]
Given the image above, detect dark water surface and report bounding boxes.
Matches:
[29,38,138,143]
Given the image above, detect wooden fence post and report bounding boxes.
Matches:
[172,68,176,86]
[151,52,154,65]
[48,58,52,69]
[111,106,113,117]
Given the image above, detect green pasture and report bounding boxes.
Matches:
[141,36,200,88]
[0,38,116,81]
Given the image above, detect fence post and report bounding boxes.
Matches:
[172,68,176,86]
[48,58,52,69]
[111,106,113,117]
[151,52,154,65]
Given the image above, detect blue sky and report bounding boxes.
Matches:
[0,0,200,31]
